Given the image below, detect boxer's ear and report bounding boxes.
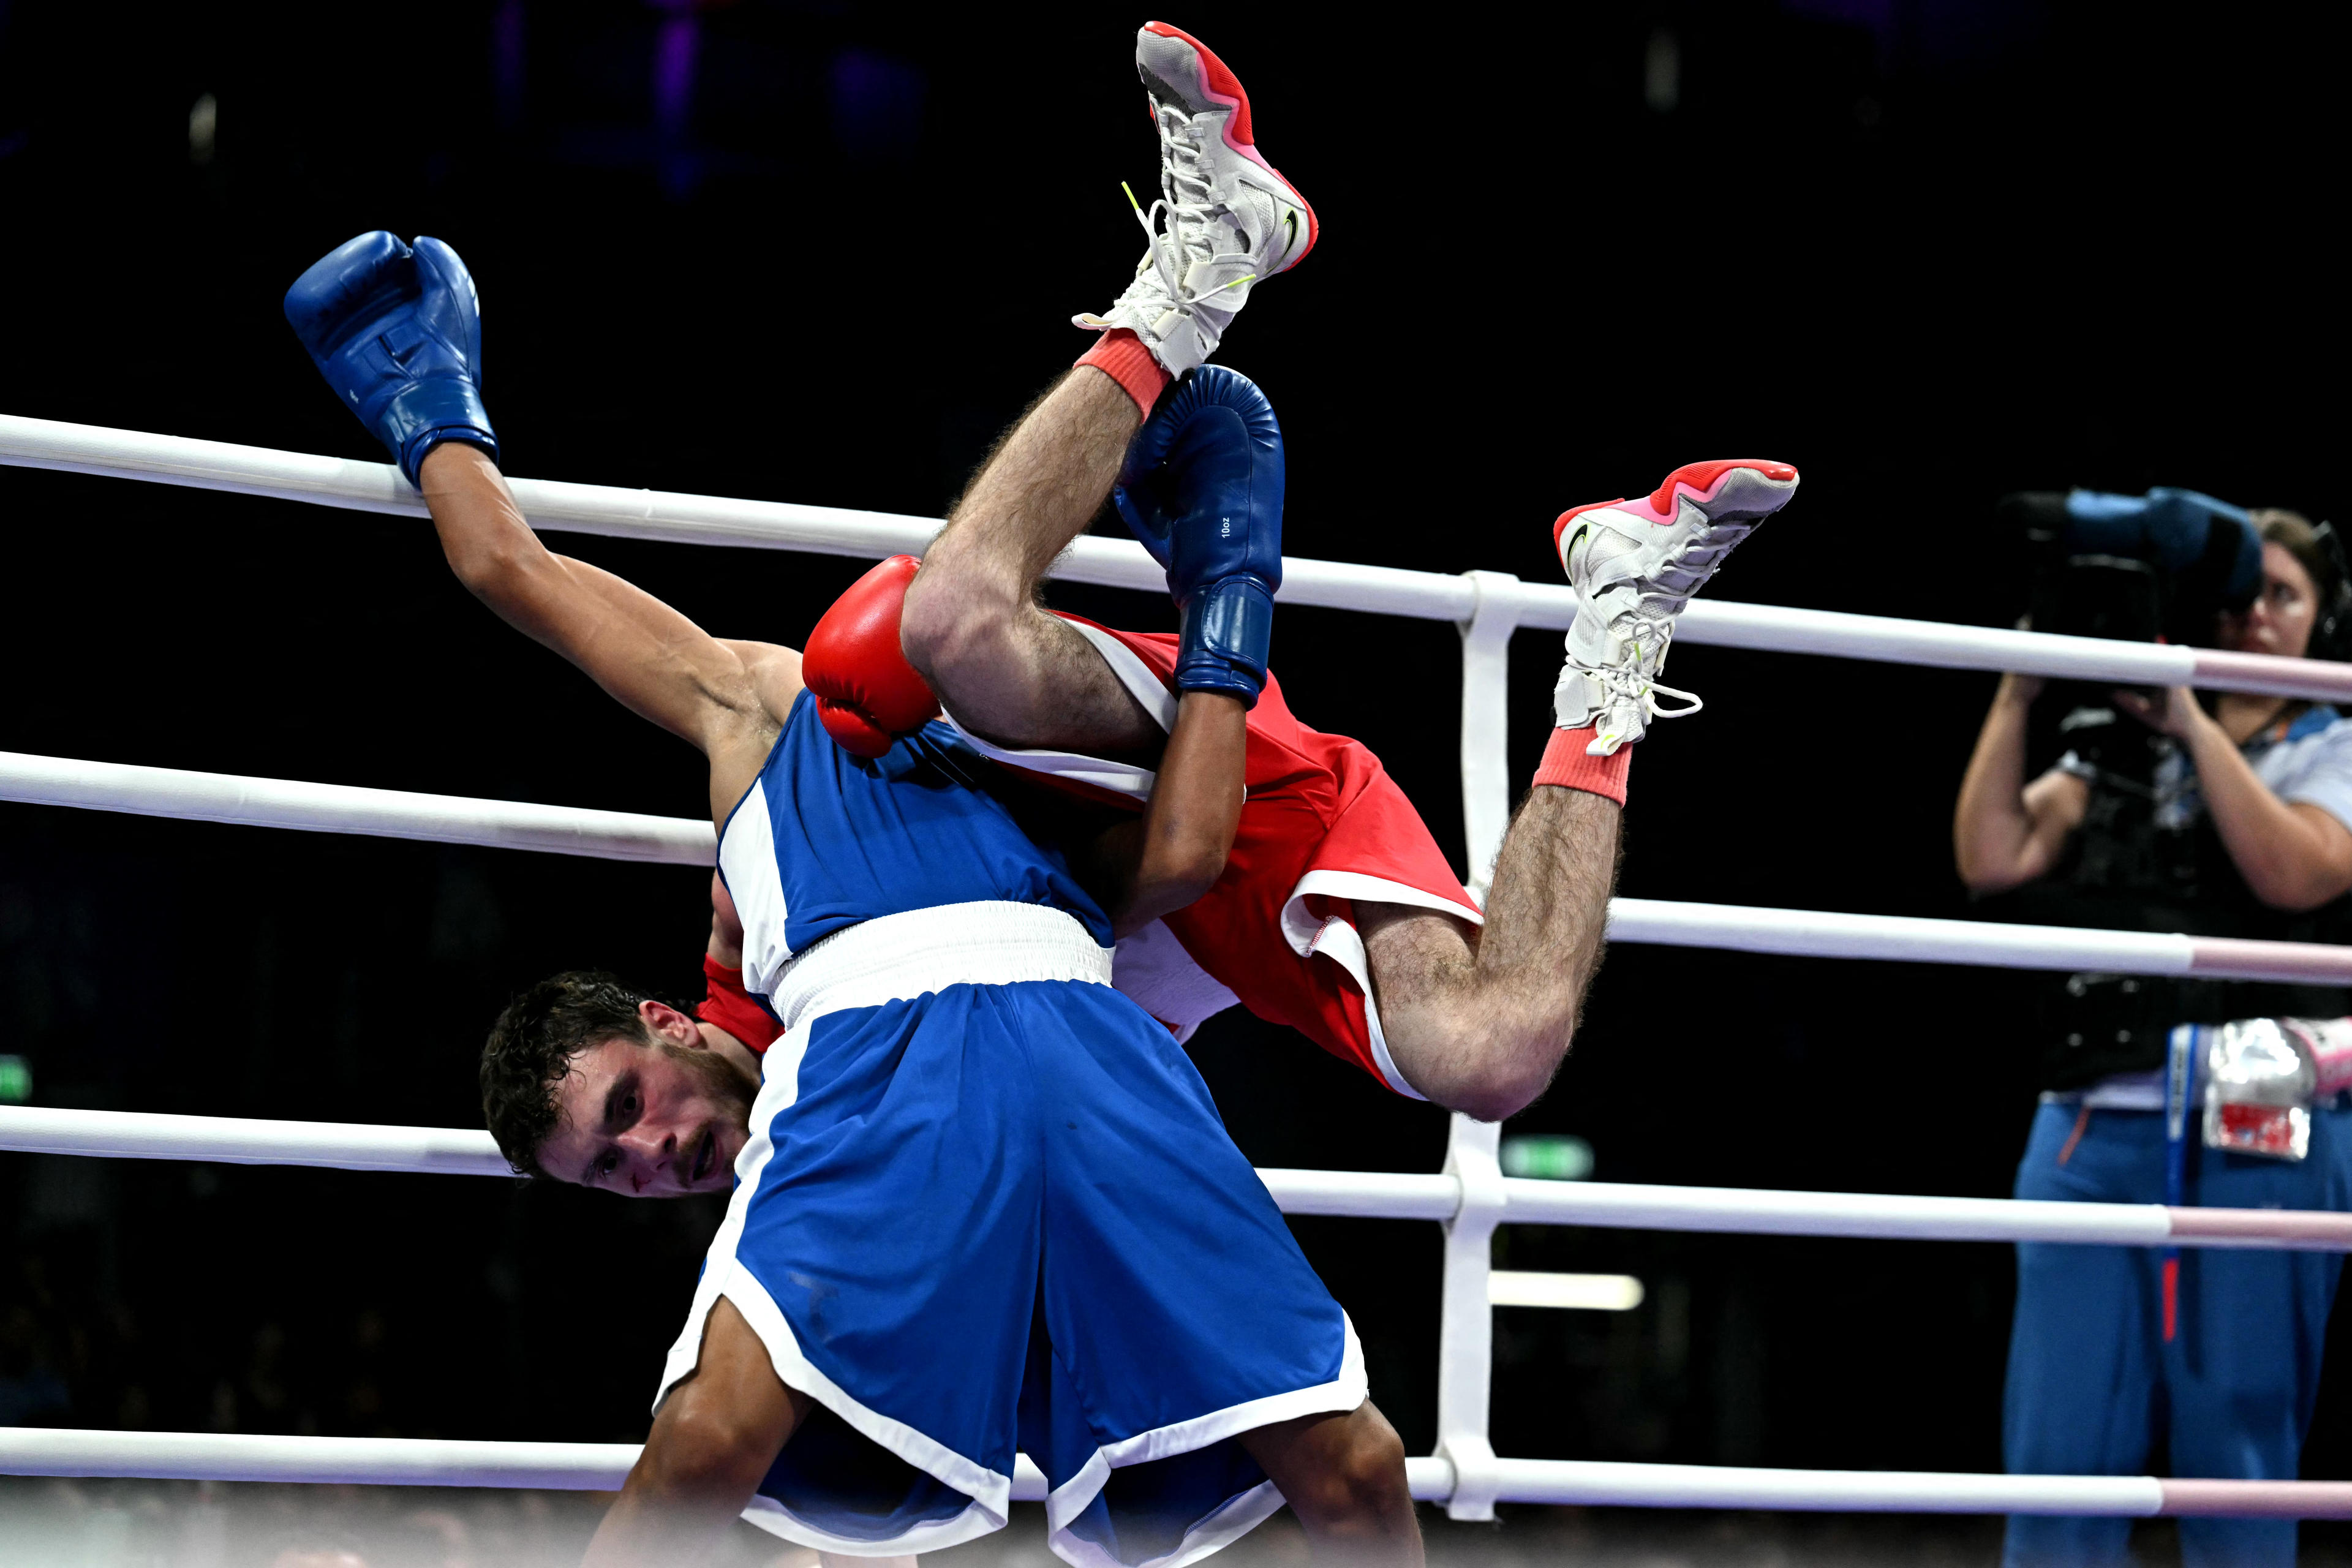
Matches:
[638,998,703,1047]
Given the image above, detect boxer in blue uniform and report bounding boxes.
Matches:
[284,222,1418,1568]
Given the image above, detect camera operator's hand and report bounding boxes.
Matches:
[2113,684,2213,742]
[1997,671,2046,707]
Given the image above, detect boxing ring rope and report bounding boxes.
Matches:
[8,749,2351,986]
[2,1427,2345,1521]
[11,413,2352,1522]
[6,1104,2352,1252]
[8,413,2352,703]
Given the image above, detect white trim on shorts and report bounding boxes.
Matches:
[940,622,1179,804]
[654,904,1115,1555]
[1043,1316,1370,1568]
[655,1016,1012,1554]
[1276,870,1485,1101]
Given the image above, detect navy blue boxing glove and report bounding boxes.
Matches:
[1112,366,1284,707]
[284,232,496,487]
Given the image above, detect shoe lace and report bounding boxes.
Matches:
[1121,103,1256,315]
[1583,595,1705,725]
[1590,628,1706,724]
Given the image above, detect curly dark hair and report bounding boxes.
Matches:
[480,970,654,1178]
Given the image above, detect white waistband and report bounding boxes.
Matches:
[766,901,1113,1034]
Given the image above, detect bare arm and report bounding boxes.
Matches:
[582,1297,805,1568]
[418,444,776,821]
[1954,673,2090,894]
[1078,692,1248,938]
[717,638,807,728]
[2116,687,2352,910]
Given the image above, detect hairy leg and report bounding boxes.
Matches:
[1362,785,1623,1121]
[1239,1401,1422,1567]
[900,367,1163,756]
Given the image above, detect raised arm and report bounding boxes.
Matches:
[1954,673,2089,894]
[285,232,780,821]
[419,444,777,816]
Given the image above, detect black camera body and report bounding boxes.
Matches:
[2005,488,2264,785]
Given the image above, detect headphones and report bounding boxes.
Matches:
[2307,520,2352,664]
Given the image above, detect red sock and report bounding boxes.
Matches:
[1076,329,1172,418]
[1534,726,1632,805]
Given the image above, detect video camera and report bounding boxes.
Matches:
[2007,487,2264,650]
[2006,487,2264,782]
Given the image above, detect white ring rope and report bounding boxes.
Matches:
[7,749,2349,985]
[2,1427,2348,1518]
[14,413,2352,1523]
[0,749,712,864]
[9,413,2352,701]
[4,1106,2348,1251]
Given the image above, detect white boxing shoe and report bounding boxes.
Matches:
[1074,21,1318,375]
[1552,459,1801,755]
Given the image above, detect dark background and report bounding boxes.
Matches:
[0,0,2342,1554]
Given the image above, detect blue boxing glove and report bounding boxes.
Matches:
[284,232,496,487]
[1112,366,1284,707]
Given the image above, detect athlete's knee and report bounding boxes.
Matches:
[1409,1017,1569,1123]
[899,546,1021,685]
[1444,1061,1554,1124]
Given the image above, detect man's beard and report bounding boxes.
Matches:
[663,1036,756,1133]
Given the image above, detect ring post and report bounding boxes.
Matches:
[1435,1112,1508,1520]
[1457,570,1523,904]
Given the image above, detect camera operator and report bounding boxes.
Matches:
[1955,497,2352,1568]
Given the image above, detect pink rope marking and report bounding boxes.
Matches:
[2192,649,2352,703]
[2187,937,2352,984]
[2166,1208,2352,1249]
[2161,1480,2352,1518]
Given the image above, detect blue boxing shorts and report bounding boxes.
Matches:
[652,902,1365,1568]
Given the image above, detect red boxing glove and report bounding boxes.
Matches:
[802,554,940,758]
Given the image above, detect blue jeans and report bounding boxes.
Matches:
[2002,1101,2352,1567]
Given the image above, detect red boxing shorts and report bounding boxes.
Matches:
[947,617,1483,1098]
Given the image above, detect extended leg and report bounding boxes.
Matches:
[1363,786,1621,1120]
[1240,1402,1423,1568]
[900,364,1162,756]
[1365,460,1798,1121]
[905,18,1313,759]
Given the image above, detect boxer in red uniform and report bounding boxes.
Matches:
[701,24,1800,1121]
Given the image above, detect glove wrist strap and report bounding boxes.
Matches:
[1175,577,1275,707]
[381,381,499,487]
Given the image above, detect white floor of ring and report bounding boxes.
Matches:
[18,1478,2352,1568]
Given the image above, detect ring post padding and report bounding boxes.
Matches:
[1456,570,1521,905]
[1434,1113,1507,1520]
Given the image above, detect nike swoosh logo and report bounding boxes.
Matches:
[1563,523,1591,573]
[1277,210,1300,267]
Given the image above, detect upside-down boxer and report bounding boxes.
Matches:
[492,27,1796,1215]
[790,138,1795,1123]
[284,27,1425,1568]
